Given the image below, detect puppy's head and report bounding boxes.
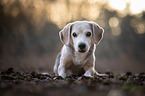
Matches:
[59,21,104,53]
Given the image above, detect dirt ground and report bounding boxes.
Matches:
[0,68,144,96]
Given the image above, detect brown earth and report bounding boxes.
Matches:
[0,68,144,96]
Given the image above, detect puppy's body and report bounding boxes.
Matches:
[54,21,106,78]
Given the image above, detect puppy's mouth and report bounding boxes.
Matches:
[78,50,87,53]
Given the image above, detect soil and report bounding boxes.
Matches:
[0,68,144,96]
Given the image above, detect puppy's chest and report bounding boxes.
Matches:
[73,53,87,65]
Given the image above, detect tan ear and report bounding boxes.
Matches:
[91,22,104,45]
[59,23,72,45]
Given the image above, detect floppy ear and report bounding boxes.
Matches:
[59,23,72,45]
[91,22,104,45]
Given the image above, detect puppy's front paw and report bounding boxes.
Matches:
[95,72,108,77]
[59,72,66,79]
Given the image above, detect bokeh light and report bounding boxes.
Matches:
[130,0,145,14]
[109,17,121,36]
[109,17,119,27]
[135,23,145,34]
[1,0,145,29]
[108,0,126,11]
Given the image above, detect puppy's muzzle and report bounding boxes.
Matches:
[78,43,86,53]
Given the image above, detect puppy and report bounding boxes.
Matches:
[54,21,107,78]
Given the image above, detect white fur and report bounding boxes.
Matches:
[71,22,92,53]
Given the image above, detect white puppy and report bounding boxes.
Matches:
[54,21,107,78]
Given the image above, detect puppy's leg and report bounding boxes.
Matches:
[58,64,66,78]
[54,52,61,75]
[83,65,94,77]
[94,70,108,76]
[84,68,93,77]
[84,66,107,77]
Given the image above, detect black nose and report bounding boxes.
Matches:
[78,43,86,49]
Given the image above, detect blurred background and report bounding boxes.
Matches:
[0,0,145,74]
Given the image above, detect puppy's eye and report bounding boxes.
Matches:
[86,32,91,37]
[72,32,77,37]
